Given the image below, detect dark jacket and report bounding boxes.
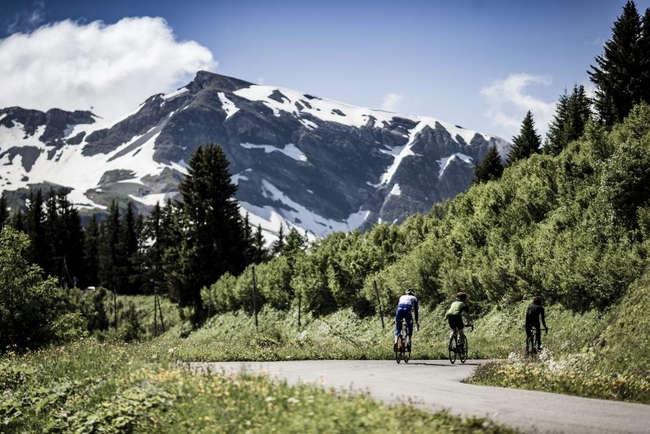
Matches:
[525,303,546,328]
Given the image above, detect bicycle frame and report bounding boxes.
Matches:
[394,318,411,364]
[449,324,472,364]
[526,326,547,357]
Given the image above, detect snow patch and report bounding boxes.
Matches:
[380,121,427,185]
[162,87,189,101]
[389,184,402,196]
[437,153,474,178]
[254,179,369,238]
[240,142,307,162]
[218,92,240,120]
[231,172,249,185]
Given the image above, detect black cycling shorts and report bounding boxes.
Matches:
[448,315,464,331]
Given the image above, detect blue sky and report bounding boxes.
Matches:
[1,0,648,141]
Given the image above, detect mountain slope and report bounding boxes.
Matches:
[0,71,508,240]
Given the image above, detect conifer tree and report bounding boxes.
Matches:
[10,208,24,232]
[589,1,646,126]
[119,202,139,294]
[252,224,269,264]
[99,201,122,293]
[0,192,9,230]
[641,8,650,103]
[545,85,591,156]
[54,190,84,288]
[83,214,100,288]
[507,111,541,165]
[472,145,504,184]
[271,223,285,256]
[170,144,249,310]
[24,189,47,273]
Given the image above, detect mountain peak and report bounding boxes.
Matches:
[189,70,254,94]
[0,71,509,243]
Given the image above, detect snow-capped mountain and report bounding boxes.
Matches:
[0,71,508,241]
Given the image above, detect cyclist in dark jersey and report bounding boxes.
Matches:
[446,292,471,348]
[525,296,547,350]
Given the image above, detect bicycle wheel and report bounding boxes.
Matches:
[460,336,468,363]
[395,334,402,364]
[448,336,457,364]
[525,329,535,357]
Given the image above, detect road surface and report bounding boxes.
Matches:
[185,359,649,434]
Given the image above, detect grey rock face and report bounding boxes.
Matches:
[0,71,508,237]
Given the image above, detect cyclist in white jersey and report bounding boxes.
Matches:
[394,288,419,351]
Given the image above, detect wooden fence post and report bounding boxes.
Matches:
[373,280,385,329]
[252,266,259,332]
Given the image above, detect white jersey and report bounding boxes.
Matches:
[397,294,418,310]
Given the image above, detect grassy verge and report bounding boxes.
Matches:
[0,340,516,433]
[468,269,650,404]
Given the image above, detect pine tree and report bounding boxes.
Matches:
[141,202,166,295]
[565,84,591,142]
[641,8,650,104]
[119,202,139,294]
[589,1,645,126]
[54,190,84,288]
[545,85,591,156]
[0,192,9,230]
[545,89,570,156]
[24,189,47,273]
[10,208,24,232]
[252,224,269,264]
[507,111,542,165]
[271,223,285,256]
[83,214,100,288]
[472,145,504,184]
[99,201,121,293]
[170,144,250,310]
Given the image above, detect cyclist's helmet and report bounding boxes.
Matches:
[533,296,542,305]
[405,288,415,296]
[456,292,467,301]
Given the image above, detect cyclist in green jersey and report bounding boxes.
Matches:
[446,292,471,348]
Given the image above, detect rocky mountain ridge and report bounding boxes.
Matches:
[0,71,509,240]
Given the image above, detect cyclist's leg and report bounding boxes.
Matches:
[393,310,399,350]
[405,314,413,348]
[447,316,457,340]
[394,309,402,339]
[525,323,533,340]
[405,314,413,337]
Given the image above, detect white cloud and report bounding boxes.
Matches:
[480,73,556,140]
[380,93,404,112]
[0,17,217,118]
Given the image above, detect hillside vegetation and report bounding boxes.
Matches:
[206,104,650,317]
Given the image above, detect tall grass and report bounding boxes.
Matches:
[0,339,515,433]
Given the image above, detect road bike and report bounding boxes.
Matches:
[525,326,548,357]
[394,318,412,364]
[448,324,473,364]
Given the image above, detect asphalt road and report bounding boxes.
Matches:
[186,359,650,434]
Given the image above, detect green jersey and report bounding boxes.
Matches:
[446,301,468,317]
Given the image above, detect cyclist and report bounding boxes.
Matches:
[525,296,547,351]
[394,288,419,351]
[446,292,471,350]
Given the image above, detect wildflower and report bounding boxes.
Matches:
[287,397,300,404]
